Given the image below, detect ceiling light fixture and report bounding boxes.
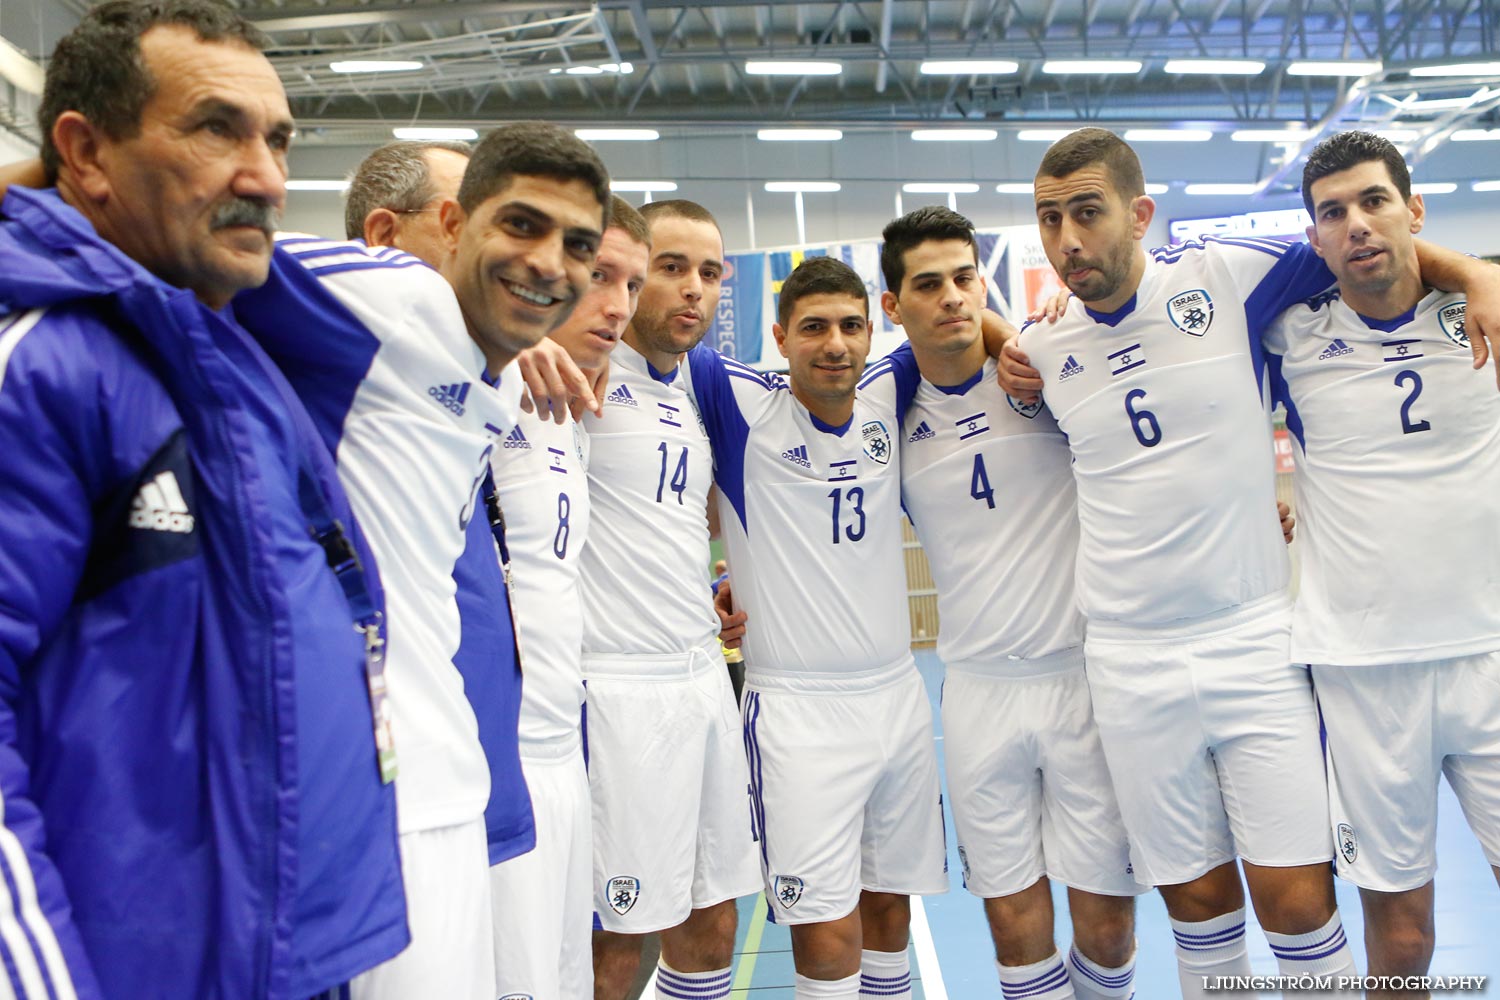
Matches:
[286,179,350,192]
[757,129,843,141]
[1016,129,1076,142]
[1042,59,1142,75]
[910,129,997,142]
[1454,129,1500,141]
[1164,59,1265,75]
[995,183,1035,194]
[392,127,479,141]
[576,128,659,141]
[610,180,679,193]
[1408,61,1500,78]
[1409,182,1457,194]
[330,60,423,73]
[764,181,841,193]
[918,60,1019,75]
[1286,60,1382,76]
[902,183,981,194]
[745,60,842,76]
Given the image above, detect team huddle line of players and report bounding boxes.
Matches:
[5,3,1500,1000]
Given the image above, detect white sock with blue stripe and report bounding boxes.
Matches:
[1265,912,1358,993]
[795,971,861,999]
[1170,909,1251,999]
[656,960,732,1000]
[997,951,1076,999]
[1067,943,1135,999]
[859,948,912,998]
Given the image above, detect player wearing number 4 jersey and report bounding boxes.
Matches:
[862,206,1144,1000]
[686,255,946,1000]
[1265,131,1500,999]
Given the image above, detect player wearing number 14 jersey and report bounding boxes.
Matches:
[1266,131,1500,991]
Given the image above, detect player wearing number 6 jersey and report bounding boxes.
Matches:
[864,206,1143,1000]
[685,256,946,1000]
[1265,131,1500,999]
[580,200,760,1000]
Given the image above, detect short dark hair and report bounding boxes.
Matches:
[1302,130,1412,215]
[40,0,268,182]
[607,195,651,247]
[456,122,611,227]
[639,198,721,233]
[777,255,868,329]
[344,140,472,239]
[880,205,979,293]
[1036,127,1145,201]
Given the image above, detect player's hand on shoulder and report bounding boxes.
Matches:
[714,578,747,650]
[1460,267,1500,390]
[998,338,1043,404]
[515,339,600,423]
[572,361,610,422]
[1026,290,1073,325]
[1278,501,1295,545]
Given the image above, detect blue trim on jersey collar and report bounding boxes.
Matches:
[931,366,984,396]
[646,359,679,384]
[808,410,853,436]
[1083,293,1139,327]
[480,369,500,387]
[1354,304,1418,332]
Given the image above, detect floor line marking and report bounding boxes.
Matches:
[729,893,770,997]
[911,895,948,1000]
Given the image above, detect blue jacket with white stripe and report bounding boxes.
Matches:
[0,188,409,999]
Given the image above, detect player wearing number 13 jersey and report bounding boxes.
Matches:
[1012,128,1359,998]
[686,256,945,1000]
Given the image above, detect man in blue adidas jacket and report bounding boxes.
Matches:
[0,2,407,997]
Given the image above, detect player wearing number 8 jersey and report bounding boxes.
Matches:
[1265,131,1500,997]
[685,256,946,1000]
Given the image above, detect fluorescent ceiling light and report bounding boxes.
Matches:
[745,60,842,76]
[1164,59,1265,75]
[1144,183,1169,194]
[330,59,423,73]
[1410,182,1457,194]
[764,181,841,193]
[910,129,997,142]
[757,128,843,141]
[1286,60,1382,76]
[610,180,678,193]
[919,59,1019,75]
[1124,129,1213,142]
[1369,128,1420,143]
[392,127,479,141]
[1454,129,1500,141]
[286,179,349,192]
[1184,183,1262,195]
[564,62,633,76]
[1231,128,1311,142]
[1042,59,1142,75]
[1016,129,1075,141]
[902,182,980,194]
[995,182,1035,194]
[1386,87,1493,111]
[1473,180,1500,192]
[576,128,659,141]
[1409,61,1500,77]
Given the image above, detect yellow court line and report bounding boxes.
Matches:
[728,893,770,997]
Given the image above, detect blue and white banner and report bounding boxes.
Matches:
[712,252,766,363]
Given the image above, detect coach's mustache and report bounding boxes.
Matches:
[211,197,280,236]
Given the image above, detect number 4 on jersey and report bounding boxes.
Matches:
[970,453,996,509]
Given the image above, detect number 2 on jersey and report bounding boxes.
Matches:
[1394,369,1431,434]
[655,442,689,503]
[970,453,996,509]
[828,486,866,544]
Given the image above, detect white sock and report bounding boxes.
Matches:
[859,948,911,998]
[1067,943,1136,999]
[656,960,732,1000]
[997,951,1076,999]
[1265,912,1359,995]
[1170,909,1252,1000]
[795,971,862,999]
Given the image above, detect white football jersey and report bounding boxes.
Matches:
[1016,238,1332,626]
[685,346,912,677]
[579,342,719,655]
[1266,290,1500,665]
[870,348,1083,667]
[257,236,519,834]
[490,407,591,746]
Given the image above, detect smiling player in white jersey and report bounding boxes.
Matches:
[862,205,1143,1000]
[487,195,650,1000]
[235,122,611,1000]
[580,199,760,1000]
[1264,131,1500,1000]
[686,255,946,1000]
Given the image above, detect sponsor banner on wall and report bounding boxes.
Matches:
[713,252,766,363]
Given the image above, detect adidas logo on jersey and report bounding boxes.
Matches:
[502,425,531,450]
[428,381,470,416]
[1318,338,1354,360]
[1058,355,1085,381]
[907,421,936,443]
[130,471,194,534]
[781,444,812,468]
[606,384,638,407]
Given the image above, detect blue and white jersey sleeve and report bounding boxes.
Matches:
[1269,291,1500,665]
[856,342,923,425]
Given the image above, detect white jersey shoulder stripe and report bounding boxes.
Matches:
[858,357,897,388]
[0,309,49,395]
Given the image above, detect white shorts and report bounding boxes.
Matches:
[1315,650,1500,893]
[942,653,1144,899]
[351,818,493,1000]
[583,644,760,934]
[1084,596,1333,887]
[491,743,593,1000]
[743,659,949,926]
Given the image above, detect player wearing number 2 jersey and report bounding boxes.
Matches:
[1266,131,1500,997]
[686,256,946,1000]
[866,206,1143,1000]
